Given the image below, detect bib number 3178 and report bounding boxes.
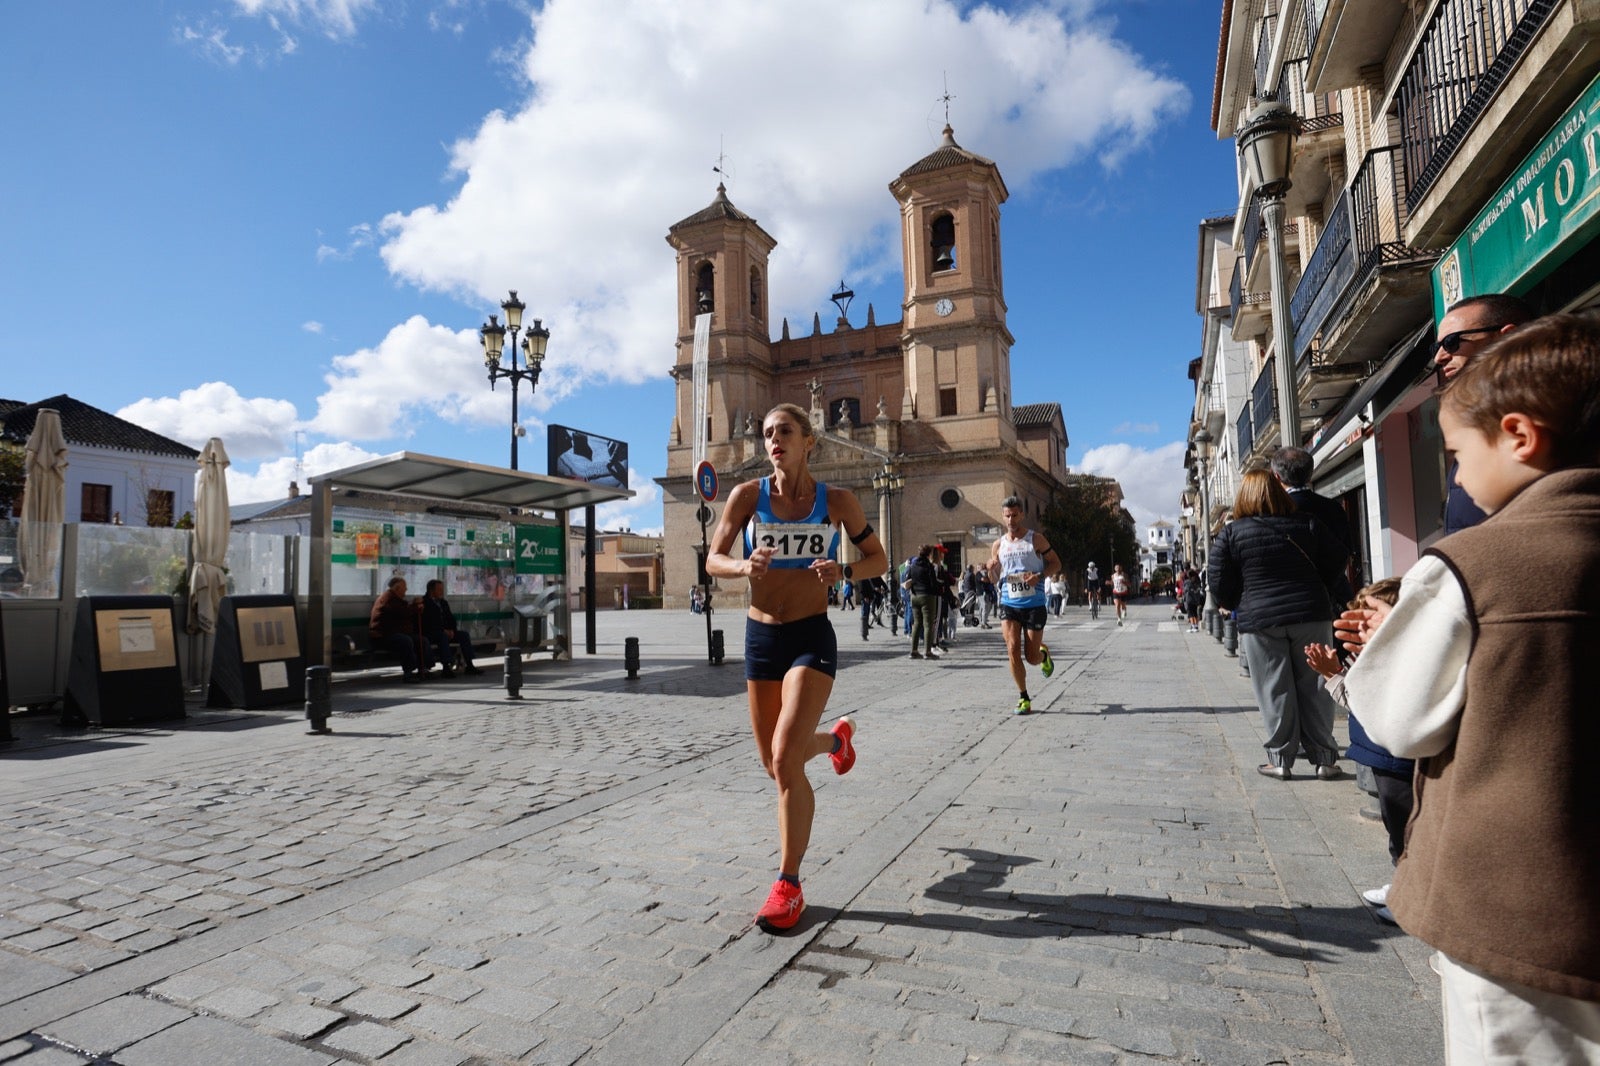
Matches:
[754,523,829,563]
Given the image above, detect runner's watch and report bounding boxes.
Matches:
[842,565,854,579]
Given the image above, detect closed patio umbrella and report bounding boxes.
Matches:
[18,408,67,598]
[187,437,230,635]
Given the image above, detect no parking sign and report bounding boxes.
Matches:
[695,460,718,503]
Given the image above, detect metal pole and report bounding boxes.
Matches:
[510,373,519,471]
[701,514,713,661]
[584,505,596,654]
[1263,193,1300,449]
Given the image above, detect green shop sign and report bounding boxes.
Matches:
[514,524,564,575]
[1434,71,1600,320]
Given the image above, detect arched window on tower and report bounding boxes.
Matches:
[749,267,762,320]
[930,212,956,272]
[695,261,716,315]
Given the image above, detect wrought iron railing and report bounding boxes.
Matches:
[1301,0,1331,68]
[1398,0,1557,211]
[1278,57,1342,132]
[1290,147,1432,359]
[1252,358,1277,444]
[1237,401,1255,459]
[1230,257,1244,322]
[1242,194,1265,275]
[1254,14,1278,98]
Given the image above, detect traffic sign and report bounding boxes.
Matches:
[695,460,718,503]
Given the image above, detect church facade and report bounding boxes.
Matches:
[658,127,1071,608]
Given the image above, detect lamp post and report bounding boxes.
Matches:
[871,460,906,634]
[1236,97,1300,450]
[1190,426,1218,634]
[479,290,551,471]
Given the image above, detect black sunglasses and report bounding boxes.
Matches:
[1435,326,1499,354]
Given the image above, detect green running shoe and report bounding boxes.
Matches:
[1015,696,1032,715]
[1039,643,1054,678]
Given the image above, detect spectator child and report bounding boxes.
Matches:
[1304,577,1407,922]
[1343,314,1600,1058]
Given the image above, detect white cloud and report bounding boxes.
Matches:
[226,440,388,504]
[230,0,377,39]
[592,468,663,535]
[1113,421,1160,435]
[307,314,509,440]
[1077,440,1187,530]
[376,0,1188,397]
[302,320,325,334]
[118,383,300,461]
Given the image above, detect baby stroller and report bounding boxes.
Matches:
[957,589,982,628]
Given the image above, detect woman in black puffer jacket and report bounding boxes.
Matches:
[1208,469,1350,780]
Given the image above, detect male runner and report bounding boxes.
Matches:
[985,496,1060,714]
[1110,563,1131,626]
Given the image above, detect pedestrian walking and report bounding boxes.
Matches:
[704,403,887,933]
[1207,469,1349,779]
[984,496,1057,715]
[902,545,941,660]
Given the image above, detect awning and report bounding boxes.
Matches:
[309,451,633,511]
[1312,323,1436,469]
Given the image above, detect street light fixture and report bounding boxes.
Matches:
[1189,426,1217,633]
[480,290,550,471]
[1236,97,1300,450]
[871,460,906,633]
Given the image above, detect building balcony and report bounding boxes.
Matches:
[1296,346,1366,422]
[1278,56,1343,218]
[1398,0,1559,217]
[1236,401,1255,463]
[1229,256,1272,342]
[1250,357,1278,452]
[1289,146,1437,369]
[1303,0,1407,94]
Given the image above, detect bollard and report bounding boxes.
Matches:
[1223,614,1238,657]
[624,636,640,679]
[709,628,725,666]
[1205,607,1219,637]
[304,665,332,735]
[1212,610,1225,643]
[504,647,524,701]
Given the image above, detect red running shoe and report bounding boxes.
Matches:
[756,878,805,931]
[830,716,857,776]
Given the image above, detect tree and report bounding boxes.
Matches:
[0,441,24,518]
[1039,477,1140,598]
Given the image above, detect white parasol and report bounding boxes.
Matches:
[18,408,67,598]
[187,437,230,635]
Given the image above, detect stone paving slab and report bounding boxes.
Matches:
[0,604,1442,1063]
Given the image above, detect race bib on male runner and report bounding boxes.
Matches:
[751,522,832,565]
[1006,575,1032,595]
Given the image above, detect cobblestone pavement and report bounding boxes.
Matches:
[0,602,1442,1064]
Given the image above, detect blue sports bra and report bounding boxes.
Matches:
[743,477,839,569]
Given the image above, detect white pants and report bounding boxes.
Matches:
[1436,952,1600,1064]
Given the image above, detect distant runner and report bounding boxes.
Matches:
[1111,564,1131,626]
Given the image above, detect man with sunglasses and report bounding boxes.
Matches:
[1434,294,1534,533]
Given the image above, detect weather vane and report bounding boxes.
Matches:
[713,135,733,185]
[940,72,955,125]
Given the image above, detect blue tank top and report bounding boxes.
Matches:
[997,530,1047,608]
[743,478,839,569]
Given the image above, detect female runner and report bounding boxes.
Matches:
[705,403,887,931]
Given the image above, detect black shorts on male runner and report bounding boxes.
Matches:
[745,614,838,681]
[997,604,1047,631]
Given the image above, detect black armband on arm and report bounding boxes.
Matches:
[849,523,875,546]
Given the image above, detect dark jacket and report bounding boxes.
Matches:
[1207,514,1349,632]
[1442,461,1488,534]
[1345,713,1412,774]
[420,595,458,638]
[905,558,939,596]
[1287,487,1355,603]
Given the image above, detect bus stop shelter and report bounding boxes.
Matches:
[307,452,631,667]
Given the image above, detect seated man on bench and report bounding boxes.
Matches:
[369,576,423,682]
[421,578,481,678]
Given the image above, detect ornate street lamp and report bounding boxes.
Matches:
[1236,97,1300,449]
[871,460,906,634]
[480,290,550,470]
[1190,426,1218,633]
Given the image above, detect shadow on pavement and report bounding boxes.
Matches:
[833,848,1399,962]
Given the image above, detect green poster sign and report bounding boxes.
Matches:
[382,523,394,537]
[1434,71,1600,319]
[514,525,564,575]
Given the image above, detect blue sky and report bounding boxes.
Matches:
[1,0,1238,531]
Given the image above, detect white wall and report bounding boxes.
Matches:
[64,446,197,526]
